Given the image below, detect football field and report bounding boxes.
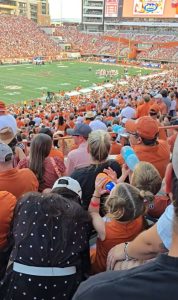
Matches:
[0,61,154,104]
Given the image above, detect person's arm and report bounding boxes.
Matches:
[107,223,166,270]
[89,191,106,241]
[17,157,28,169]
[88,178,109,241]
[15,146,26,161]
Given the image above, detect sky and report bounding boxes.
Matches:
[48,0,82,21]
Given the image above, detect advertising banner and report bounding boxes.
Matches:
[123,0,177,18]
[133,0,165,15]
[105,0,119,17]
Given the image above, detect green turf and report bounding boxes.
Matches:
[0,61,154,104]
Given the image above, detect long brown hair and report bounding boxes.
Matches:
[29,133,52,184]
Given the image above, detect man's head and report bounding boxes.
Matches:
[39,127,53,139]
[0,143,13,171]
[67,123,92,146]
[143,94,150,103]
[161,89,168,98]
[125,116,159,146]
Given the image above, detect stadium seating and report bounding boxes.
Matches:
[0,15,60,59]
[0,15,177,62]
[52,26,178,61]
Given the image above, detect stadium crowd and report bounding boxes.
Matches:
[137,47,178,61]
[0,66,178,299]
[0,15,60,60]
[0,15,177,62]
[53,26,178,61]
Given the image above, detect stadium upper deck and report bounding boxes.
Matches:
[82,0,178,33]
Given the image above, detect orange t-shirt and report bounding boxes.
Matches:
[91,216,143,274]
[49,148,64,162]
[0,191,17,249]
[116,140,170,178]
[136,102,151,118]
[16,120,24,128]
[110,142,122,155]
[0,168,39,199]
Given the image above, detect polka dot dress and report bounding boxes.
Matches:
[0,193,91,300]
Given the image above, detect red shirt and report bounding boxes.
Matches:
[18,157,65,192]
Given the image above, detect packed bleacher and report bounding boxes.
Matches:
[137,46,178,61]
[52,26,178,61]
[0,14,177,62]
[0,15,60,60]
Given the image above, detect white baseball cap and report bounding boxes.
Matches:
[52,177,82,198]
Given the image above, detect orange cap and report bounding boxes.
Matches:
[126,116,159,139]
